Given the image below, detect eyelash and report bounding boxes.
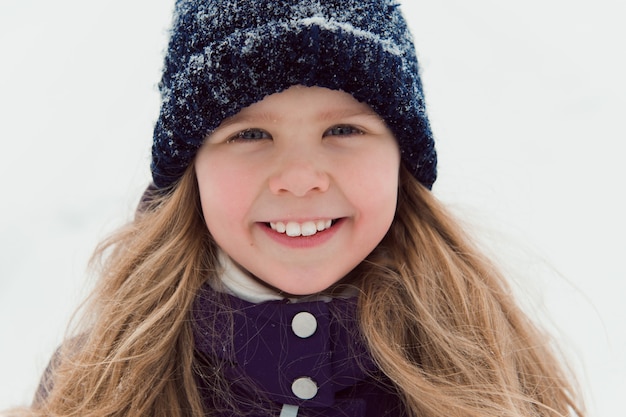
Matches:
[324,125,364,137]
[226,129,271,143]
[225,125,364,143]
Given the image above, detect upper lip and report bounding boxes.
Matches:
[264,217,337,224]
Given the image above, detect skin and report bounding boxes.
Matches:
[195,85,400,295]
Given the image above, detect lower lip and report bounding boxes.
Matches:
[259,219,344,249]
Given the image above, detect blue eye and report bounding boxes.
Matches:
[324,125,363,137]
[227,128,271,143]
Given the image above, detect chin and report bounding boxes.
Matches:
[269,275,347,297]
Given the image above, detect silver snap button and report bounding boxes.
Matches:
[291,377,318,400]
[291,311,317,338]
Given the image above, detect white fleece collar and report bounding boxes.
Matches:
[212,252,285,303]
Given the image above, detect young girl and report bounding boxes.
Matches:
[17,0,584,416]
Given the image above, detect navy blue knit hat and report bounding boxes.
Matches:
[151,0,437,190]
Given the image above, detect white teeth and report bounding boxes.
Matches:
[269,219,334,237]
[286,222,301,237]
[300,221,317,236]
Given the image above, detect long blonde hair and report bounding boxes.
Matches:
[358,168,584,416]
[12,165,583,417]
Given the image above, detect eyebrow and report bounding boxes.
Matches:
[217,112,278,129]
[316,108,381,122]
[217,107,382,129]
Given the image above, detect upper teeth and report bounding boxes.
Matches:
[270,220,333,237]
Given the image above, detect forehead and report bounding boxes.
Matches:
[218,86,381,127]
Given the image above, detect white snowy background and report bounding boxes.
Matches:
[1,1,624,415]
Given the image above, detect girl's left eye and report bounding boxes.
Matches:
[227,128,271,143]
[324,125,363,137]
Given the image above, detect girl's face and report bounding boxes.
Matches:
[195,85,400,295]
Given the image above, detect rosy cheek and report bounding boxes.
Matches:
[203,179,251,228]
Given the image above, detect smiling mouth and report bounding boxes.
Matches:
[268,219,336,237]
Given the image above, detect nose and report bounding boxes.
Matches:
[268,154,330,197]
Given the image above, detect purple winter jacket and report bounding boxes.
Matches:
[34,285,408,416]
[193,285,409,416]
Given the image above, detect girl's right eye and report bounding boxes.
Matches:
[227,128,272,143]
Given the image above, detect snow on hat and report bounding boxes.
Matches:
[151,0,437,190]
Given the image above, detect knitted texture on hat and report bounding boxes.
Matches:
[152,0,437,190]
